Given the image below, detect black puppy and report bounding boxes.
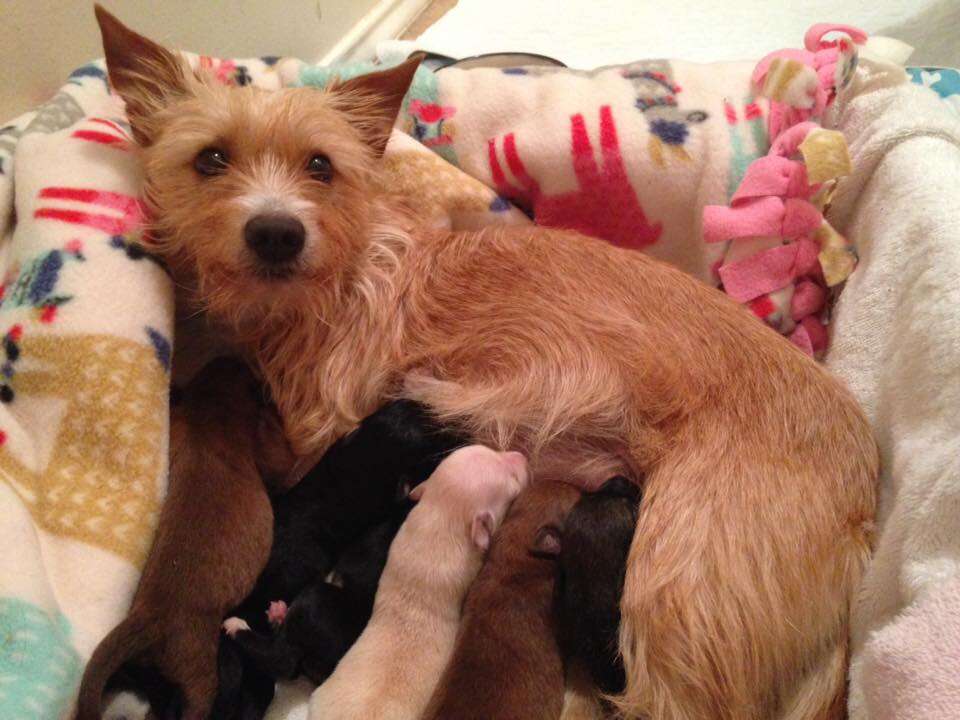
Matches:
[215,399,464,715]
[210,637,275,720]
[225,506,409,685]
[238,399,465,621]
[555,475,641,695]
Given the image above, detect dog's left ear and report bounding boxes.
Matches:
[332,54,423,157]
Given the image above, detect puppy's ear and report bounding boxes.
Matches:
[408,482,427,502]
[471,510,496,552]
[599,475,642,503]
[331,54,423,157]
[95,4,190,146]
[255,406,297,493]
[529,524,563,559]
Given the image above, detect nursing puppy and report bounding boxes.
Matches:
[97,8,879,718]
[308,445,528,720]
[218,399,459,718]
[240,398,463,619]
[422,478,580,720]
[73,357,292,720]
[209,636,276,720]
[225,507,410,685]
[557,476,642,696]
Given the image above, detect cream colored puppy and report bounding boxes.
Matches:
[307,445,527,720]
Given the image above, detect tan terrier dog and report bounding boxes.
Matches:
[95,6,878,719]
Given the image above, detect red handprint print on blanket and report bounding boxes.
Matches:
[487,105,663,249]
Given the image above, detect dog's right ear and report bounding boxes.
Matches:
[95,4,189,146]
[408,482,427,502]
[529,524,563,559]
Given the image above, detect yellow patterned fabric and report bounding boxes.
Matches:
[0,334,167,566]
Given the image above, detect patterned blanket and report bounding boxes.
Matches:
[0,29,929,720]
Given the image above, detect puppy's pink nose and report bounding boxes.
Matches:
[244,213,305,265]
[502,451,528,481]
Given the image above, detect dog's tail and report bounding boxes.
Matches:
[74,614,160,720]
[774,634,849,720]
[613,437,873,719]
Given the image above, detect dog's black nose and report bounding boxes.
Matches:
[244,214,306,265]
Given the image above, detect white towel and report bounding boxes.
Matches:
[826,63,960,720]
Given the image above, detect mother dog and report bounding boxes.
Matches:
[95,7,877,718]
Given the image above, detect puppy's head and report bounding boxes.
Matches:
[95,5,419,324]
[410,445,529,552]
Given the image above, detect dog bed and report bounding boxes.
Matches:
[0,25,958,720]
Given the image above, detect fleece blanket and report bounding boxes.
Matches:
[824,62,960,720]
[341,29,865,356]
[0,28,948,720]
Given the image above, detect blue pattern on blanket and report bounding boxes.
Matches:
[908,67,960,113]
[0,597,81,720]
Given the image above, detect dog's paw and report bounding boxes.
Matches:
[267,600,288,626]
[222,617,250,637]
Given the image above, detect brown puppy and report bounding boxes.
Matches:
[73,357,292,720]
[422,479,581,720]
[95,8,879,719]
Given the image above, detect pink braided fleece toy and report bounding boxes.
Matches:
[704,24,866,356]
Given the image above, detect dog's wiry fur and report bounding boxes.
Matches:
[308,445,528,719]
[96,7,879,718]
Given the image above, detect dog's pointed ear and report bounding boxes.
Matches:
[95,4,189,146]
[408,482,427,502]
[331,54,423,157]
[529,524,563,559]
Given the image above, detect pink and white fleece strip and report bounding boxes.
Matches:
[703,24,867,356]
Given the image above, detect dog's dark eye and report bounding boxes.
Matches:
[307,154,333,182]
[194,148,229,176]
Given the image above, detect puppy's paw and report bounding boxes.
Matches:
[267,600,288,626]
[222,617,250,637]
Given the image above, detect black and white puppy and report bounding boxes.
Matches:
[239,399,465,621]
[218,399,464,711]
[223,507,408,685]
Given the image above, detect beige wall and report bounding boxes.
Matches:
[1,0,381,119]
